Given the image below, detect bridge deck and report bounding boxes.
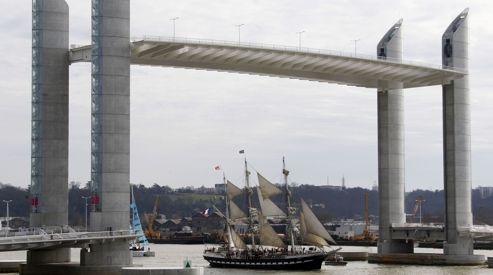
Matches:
[390,224,493,242]
[0,229,135,252]
[69,36,466,89]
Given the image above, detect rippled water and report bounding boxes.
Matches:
[1,245,492,274]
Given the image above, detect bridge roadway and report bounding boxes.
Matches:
[390,224,493,242]
[0,227,135,252]
[69,36,466,90]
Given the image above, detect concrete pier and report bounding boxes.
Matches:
[121,267,204,275]
[29,0,70,266]
[0,260,24,273]
[368,253,485,266]
[84,0,132,266]
[376,19,413,254]
[441,9,474,257]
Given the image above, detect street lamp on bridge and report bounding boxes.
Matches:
[351,38,361,55]
[170,17,179,39]
[235,24,244,44]
[2,200,12,229]
[416,197,426,224]
[296,30,305,49]
[81,196,90,231]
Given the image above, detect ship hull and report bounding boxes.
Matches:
[204,252,327,270]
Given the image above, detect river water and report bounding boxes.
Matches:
[1,245,492,274]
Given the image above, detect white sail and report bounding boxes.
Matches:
[256,187,286,217]
[229,224,247,249]
[300,198,336,245]
[299,211,307,236]
[229,200,247,220]
[227,180,243,199]
[257,173,283,198]
[258,212,286,248]
[303,233,330,247]
[300,207,330,246]
[214,204,246,249]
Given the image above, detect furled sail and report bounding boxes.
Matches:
[300,198,336,245]
[258,212,286,248]
[256,187,286,217]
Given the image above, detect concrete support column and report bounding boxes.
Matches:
[84,0,131,266]
[442,9,473,256]
[29,0,70,264]
[376,19,413,254]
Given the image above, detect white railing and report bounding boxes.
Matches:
[0,227,135,245]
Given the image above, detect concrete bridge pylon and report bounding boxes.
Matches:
[442,8,474,257]
[28,0,71,267]
[376,18,413,254]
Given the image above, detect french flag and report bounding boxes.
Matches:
[201,207,213,217]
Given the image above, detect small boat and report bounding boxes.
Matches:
[325,253,348,266]
[203,157,337,270]
[130,186,155,257]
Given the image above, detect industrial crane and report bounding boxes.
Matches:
[353,192,376,241]
[144,195,161,239]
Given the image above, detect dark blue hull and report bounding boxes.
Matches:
[204,252,327,270]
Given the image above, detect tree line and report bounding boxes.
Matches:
[1,182,492,226]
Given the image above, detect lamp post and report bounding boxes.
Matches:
[170,17,179,39]
[351,38,361,55]
[82,196,90,231]
[296,30,305,49]
[235,24,244,44]
[416,197,425,224]
[2,200,12,229]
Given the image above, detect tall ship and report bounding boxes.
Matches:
[203,157,336,270]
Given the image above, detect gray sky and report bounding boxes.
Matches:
[1,0,492,190]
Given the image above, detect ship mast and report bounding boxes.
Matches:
[224,172,235,250]
[244,158,256,249]
[283,157,296,252]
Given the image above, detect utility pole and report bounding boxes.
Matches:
[82,196,90,231]
[2,200,12,229]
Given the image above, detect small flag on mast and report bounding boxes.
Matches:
[213,165,221,171]
[239,149,245,154]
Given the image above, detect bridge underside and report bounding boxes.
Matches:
[69,38,465,90]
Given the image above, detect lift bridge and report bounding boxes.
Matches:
[17,1,492,273]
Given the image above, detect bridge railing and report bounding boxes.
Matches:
[130,35,464,73]
[0,227,135,244]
